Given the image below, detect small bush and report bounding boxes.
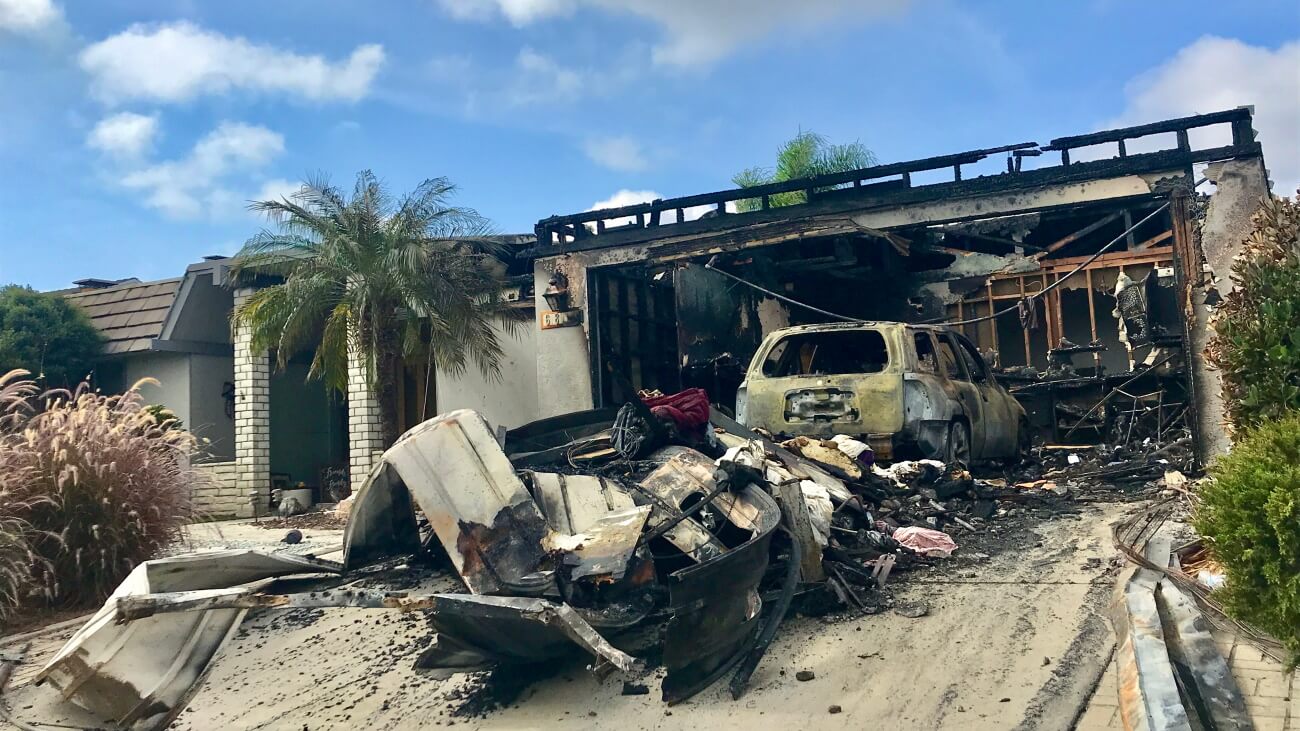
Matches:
[1195,413,1300,658]
[1206,193,1300,432]
[0,372,201,610]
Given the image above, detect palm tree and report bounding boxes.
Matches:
[231,171,521,445]
[733,130,876,211]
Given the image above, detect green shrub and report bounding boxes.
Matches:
[0,285,103,388]
[144,403,183,430]
[1207,193,1300,432]
[1195,413,1300,659]
[0,372,201,610]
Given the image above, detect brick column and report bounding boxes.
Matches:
[347,346,385,493]
[233,288,271,517]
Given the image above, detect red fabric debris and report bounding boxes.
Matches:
[640,388,711,433]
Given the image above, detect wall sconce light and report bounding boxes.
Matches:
[540,271,582,329]
[543,272,571,312]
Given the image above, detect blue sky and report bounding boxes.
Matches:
[1,0,1296,291]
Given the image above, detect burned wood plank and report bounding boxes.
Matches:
[114,590,644,674]
[1035,211,1125,258]
[1038,246,1173,270]
[530,137,1259,257]
[1044,108,1250,151]
[1135,230,1173,250]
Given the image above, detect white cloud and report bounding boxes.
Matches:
[583,135,647,172]
[253,178,303,204]
[508,47,583,104]
[587,188,726,227]
[437,0,910,66]
[0,0,60,34]
[587,188,658,228]
[79,22,385,104]
[1103,36,1300,194]
[118,122,285,219]
[438,0,573,25]
[589,188,659,212]
[420,46,641,115]
[87,112,158,158]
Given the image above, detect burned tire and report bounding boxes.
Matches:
[947,421,971,465]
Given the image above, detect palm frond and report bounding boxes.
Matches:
[232,170,514,436]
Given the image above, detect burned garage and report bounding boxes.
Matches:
[529,107,1269,464]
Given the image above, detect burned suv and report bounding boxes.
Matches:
[735,322,1028,463]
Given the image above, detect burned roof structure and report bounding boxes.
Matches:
[527,108,1272,462]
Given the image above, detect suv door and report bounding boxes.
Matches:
[933,331,986,458]
[952,332,1014,456]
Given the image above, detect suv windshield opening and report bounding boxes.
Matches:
[762,329,889,377]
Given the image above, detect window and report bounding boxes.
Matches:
[913,332,938,374]
[954,335,988,381]
[762,329,889,377]
[935,333,966,380]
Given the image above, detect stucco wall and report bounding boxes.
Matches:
[168,272,234,343]
[1191,157,1272,461]
[121,352,192,427]
[435,319,540,430]
[534,259,596,417]
[188,353,236,461]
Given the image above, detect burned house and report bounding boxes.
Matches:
[527,108,1273,462]
[10,111,1280,731]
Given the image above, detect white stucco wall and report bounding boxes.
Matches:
[533,260,596,418]
[121,352,192,428]
[435,319,540,430]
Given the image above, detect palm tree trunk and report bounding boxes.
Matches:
[374,334,401,447]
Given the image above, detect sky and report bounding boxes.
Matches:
[0,0,1296,291]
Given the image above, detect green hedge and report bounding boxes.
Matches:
[1207,194,1300,431]
[1195,413,1300,659]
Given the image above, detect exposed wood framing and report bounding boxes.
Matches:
[1086,269,1099,370]
[947,246,1173,369]
[985,285,996,359]
[1051,272,1065,348]
[1019,277,1031,364]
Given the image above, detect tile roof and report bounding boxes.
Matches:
[64,278,182,355]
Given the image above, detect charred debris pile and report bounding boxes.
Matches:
[336,387,1059,704]
[26,388,1194,729]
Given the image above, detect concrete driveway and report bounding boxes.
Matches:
[4,505,1128,730]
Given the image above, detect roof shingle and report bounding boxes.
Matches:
[64,278,182,355]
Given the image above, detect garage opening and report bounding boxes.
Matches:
[581,193,1194,451]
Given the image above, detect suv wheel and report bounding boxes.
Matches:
[947,421,971,465]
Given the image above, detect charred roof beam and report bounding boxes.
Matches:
[530,108,1260,258]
